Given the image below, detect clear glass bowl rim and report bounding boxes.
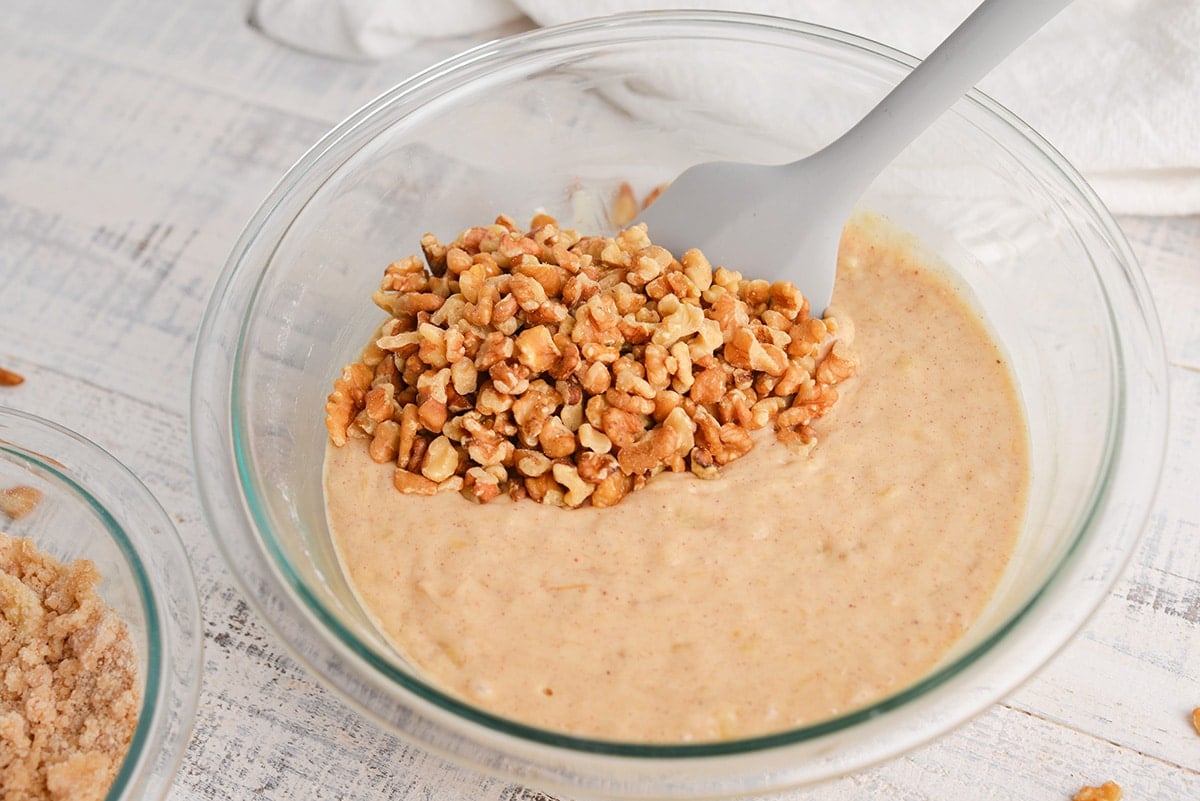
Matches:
[192,5,1169,777]
[0,407,203,801]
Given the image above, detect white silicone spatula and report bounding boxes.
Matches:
[637,0,1074,314]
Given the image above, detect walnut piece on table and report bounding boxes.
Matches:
[0,366,25,386]
[1073,781,1122,801]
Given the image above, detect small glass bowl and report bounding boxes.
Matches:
[191,11,1168,798]
[0,408,202,801]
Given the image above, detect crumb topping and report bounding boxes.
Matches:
[0,487,43,522]
[0,533,140,801]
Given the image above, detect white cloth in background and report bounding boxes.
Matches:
[251,0,1200,215]
[250,0,524,59]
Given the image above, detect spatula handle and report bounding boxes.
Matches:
[809,0,1074,186]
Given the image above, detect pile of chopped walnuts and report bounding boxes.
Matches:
[325,213,857,508]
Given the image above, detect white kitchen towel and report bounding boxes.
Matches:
[251,0,1200,216]
[250,0,525,60]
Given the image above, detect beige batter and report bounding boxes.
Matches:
[324,221,1029,743]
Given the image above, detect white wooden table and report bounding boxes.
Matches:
[2,2,1197,798]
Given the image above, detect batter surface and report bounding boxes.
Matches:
[324,220,1029,742]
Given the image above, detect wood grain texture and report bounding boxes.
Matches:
[1,1,1198,799]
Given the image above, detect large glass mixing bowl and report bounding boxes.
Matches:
[191,11,1167,798]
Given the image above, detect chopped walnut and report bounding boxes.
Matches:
[0,485,42,520]
[393,469,437,496]
[325,210,857,507]
[1073,781,1122,801]
[0,366,25,386]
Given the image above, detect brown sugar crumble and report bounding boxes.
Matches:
[0,533,140,801]
[325,213,857,507]
[0,487,43,521]
[1073,781,1123,801]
